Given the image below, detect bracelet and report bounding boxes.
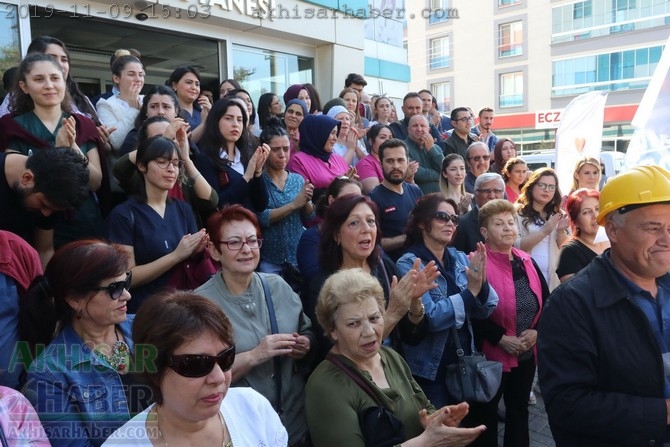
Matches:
[408,303,425,319]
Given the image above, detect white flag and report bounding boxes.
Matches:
[554,91,608,195]
[625,35,670,170]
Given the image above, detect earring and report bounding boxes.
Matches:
[76,309,82,320]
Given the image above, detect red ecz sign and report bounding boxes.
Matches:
[535,110,562,129]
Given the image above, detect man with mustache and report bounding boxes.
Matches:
[369,138,423,261]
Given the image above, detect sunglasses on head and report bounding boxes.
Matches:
[167,345,236,378]
[434,211,459,225]
[91,272,132,300]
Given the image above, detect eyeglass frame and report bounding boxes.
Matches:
[468,155,491,162]
[212,238,264,251]
[91,271,132,300]
[476,188,504,195]
[453,116,472,123]
[153,158,184,170]
[535,182,557,192]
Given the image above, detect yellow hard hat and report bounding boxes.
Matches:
[597,164,670,225]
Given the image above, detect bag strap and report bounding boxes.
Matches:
[450,326,465,359]
[257,273,283,415]
[326,352,386,408]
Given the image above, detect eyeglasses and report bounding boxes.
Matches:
[167,345,236,378]
[535,182,556,191]
[91,272,132,300]
[454,116,472,123]
[214,238,263,251]
[434,211,459,225]
[154,159,183,170]
[468,155,491,162]
[476,188,504,195]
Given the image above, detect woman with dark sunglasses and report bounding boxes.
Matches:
[396,193,498,411]
[103,291,287,446]
[195,205,313,447]
[21,239,151,447]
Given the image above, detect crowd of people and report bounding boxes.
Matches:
[2,35,669,447]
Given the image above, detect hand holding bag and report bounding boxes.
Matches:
[445,326,503,403]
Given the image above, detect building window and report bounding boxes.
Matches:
[499,0,521,6]
[572,0,592,19]
[552,45,662,96]
[552,0,670,43]
[232,44,313,103]
[429,0,451,24]
[498,21,523,58]
[430,37,450,70]
[0,3,20,83]
[499,72,523,108]
[431,81,451,113]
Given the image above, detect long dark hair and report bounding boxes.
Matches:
[303,83,322,114]
[200,98,252,170]
[257,92,278,129]
[320,195,381,273]
[516,167,563,230]
[10,53,73,115]
[226,88,256,125]
[26,36,99,123]
[404,193,458,248]
[134,85,181,129]
[135,135,182,202]
[20,239,129,357]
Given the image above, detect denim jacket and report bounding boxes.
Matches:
[396,247,498,380]
[23,316,135,447]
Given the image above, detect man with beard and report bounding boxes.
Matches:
[369,138,424,261]
[0,147,89,266]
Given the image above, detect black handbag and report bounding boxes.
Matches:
[445,326,503,403]
[327,353,405,447]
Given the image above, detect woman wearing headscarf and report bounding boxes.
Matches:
[283,99,307,155]
[287,114,350,202]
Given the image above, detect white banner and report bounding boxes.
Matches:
[625,35,670,170]
[554,91,608,195]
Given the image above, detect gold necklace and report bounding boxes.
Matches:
[154,406,232,447]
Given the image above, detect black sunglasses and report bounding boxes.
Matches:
[91,272,132,300]
[167,345,236,378]
[434,211,459,225]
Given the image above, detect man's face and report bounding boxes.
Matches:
[467,145,491,176]
[479,111,494,130]
[402,97,423,119]
[349,83,365,97]
[381,146,408,185]
[16,184,62,217]
[419,92,432,114]
[607,204,670,282]
[474,179,504,207]
[452,110,472,135]
[408,116,429,143]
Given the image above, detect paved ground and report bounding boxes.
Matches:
[497,391,556,447]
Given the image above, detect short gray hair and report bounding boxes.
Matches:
[466,141,488,157]
[475,172,504,190]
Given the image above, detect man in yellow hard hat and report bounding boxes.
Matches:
[538,165,670,447]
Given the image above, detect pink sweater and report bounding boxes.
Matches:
[483,246,544,372]
[287,151,349,189]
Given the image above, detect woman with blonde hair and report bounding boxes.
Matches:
[570,156,601,192]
